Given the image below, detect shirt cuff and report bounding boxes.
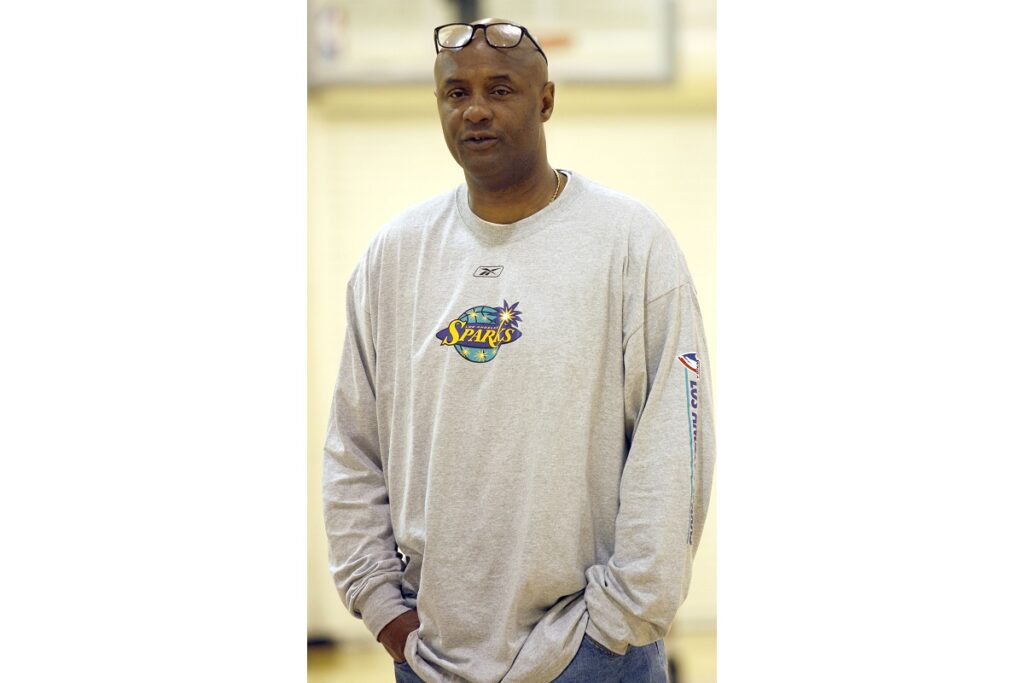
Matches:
[584,618,629,656]
[357,580,410,641]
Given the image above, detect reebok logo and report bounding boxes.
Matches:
[474,266,504,278]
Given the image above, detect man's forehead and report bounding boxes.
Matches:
[435,56,529,84]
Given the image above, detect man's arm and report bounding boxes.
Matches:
[322,281,411,647]
[584,280,716,654]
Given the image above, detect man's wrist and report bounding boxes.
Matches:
[377,608,419,662]
[378,610,415,640]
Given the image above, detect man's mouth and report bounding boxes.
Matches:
[463,134,498,150]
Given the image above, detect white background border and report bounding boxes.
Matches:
[2,0,1022,680]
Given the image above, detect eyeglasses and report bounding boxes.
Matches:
[433,22,548,64]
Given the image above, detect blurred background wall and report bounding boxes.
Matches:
[308,0,715,677]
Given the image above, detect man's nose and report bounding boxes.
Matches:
[462,96,492,124]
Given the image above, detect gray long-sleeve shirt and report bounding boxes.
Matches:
[322,172,715,682]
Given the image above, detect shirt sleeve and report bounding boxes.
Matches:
[583,274,716,654]
[321,278,409,640]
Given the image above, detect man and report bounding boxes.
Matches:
[322,18,715,683]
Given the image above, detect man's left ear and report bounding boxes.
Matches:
[540,82,555,121]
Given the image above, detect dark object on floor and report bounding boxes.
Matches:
[307,635,337,649]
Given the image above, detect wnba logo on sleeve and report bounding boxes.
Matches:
[678,352,699,544]
[677,353,699,374]
[435,300,523,363]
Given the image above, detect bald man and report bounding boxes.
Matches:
[322,18,715,683]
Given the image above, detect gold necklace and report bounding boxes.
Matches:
[549,169,562,204]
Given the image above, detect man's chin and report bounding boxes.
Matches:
[459,157,507,179]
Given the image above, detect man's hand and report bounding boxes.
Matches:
[377,609,420,662]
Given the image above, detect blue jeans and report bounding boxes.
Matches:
[551,634,668,683]
[392,659,421,682]
[393,633,668,682]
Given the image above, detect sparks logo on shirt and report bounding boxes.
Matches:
[435,300,523,363]
[678,352,700,544]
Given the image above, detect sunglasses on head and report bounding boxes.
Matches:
[434,22,548,64]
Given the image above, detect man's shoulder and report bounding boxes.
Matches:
[348,187,459,292]
[571,174,671,240]
[574,175,647,209]
[356,187,459,265]
[574,174,691,288]
[378,188,459,237]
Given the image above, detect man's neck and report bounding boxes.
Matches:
[465,166,559,224]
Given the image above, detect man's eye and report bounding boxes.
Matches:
[492,88,512,96]
[448,90,467,99]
